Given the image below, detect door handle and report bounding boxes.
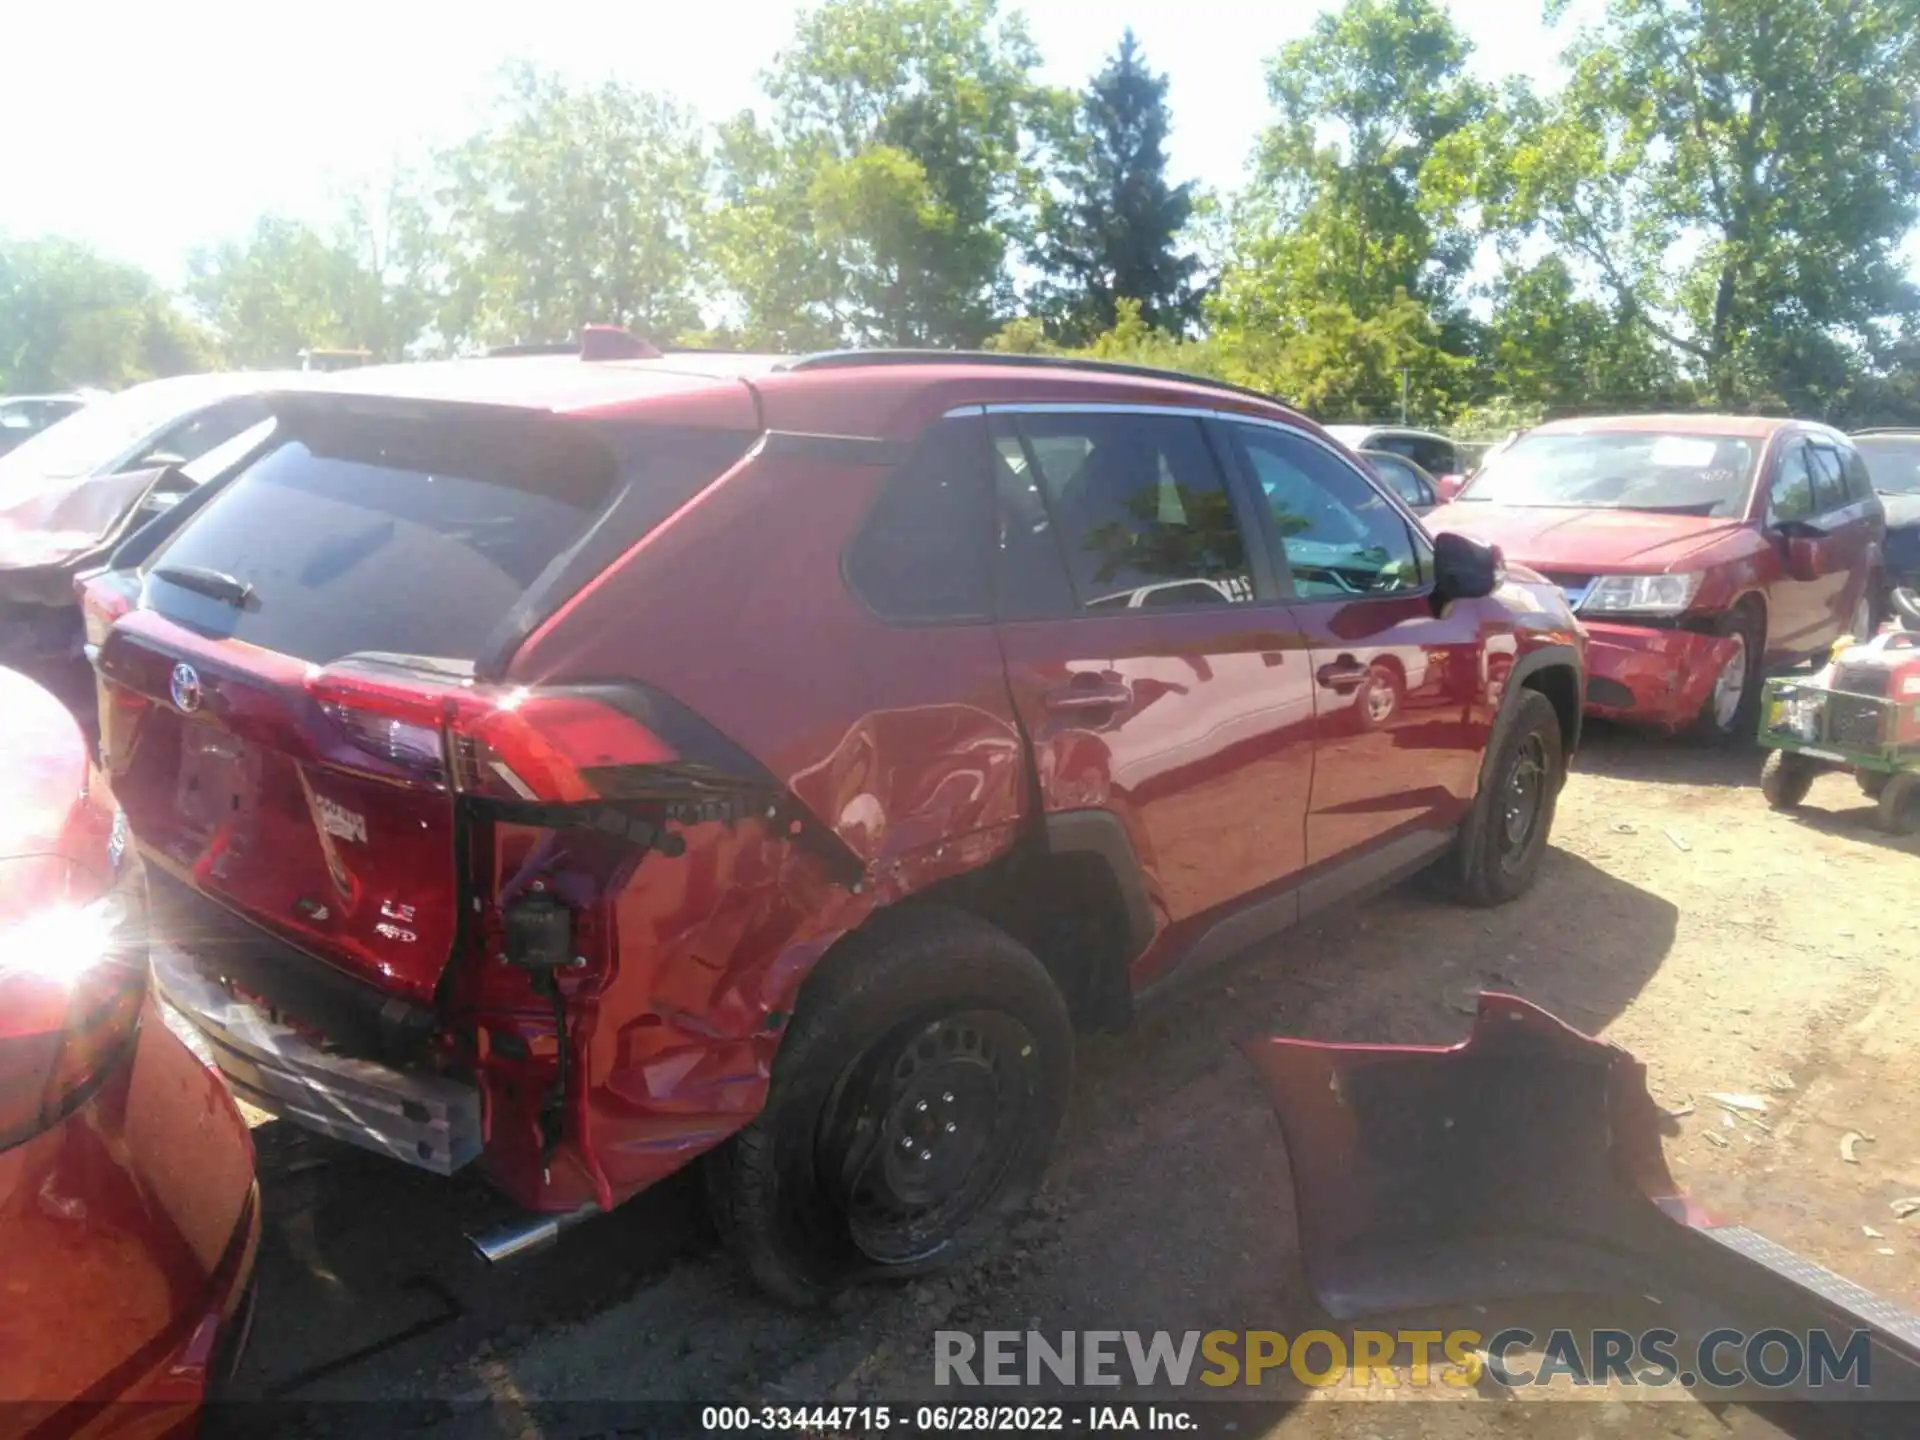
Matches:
[1316,656,1369,690]
[1043,680,1132,713]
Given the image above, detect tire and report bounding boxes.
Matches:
[705,906,1073,1307]
[1875,772,1920,836]
[1689,607,1764,747]
[1858,770,1891,801]
[1452,688,1565,907]
[1760,750,1818,810]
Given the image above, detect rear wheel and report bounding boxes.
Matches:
[1858,770,1891,801]
[706,907,1073,1307]
[1760,750,1818,810]
[1875,773,1920,836]
[1453,689,1565,907]
[1689,609,1764,746]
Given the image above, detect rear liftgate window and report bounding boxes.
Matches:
[143,406,752,665]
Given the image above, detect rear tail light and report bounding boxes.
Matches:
[75,570,137,657]
[309,663,678,803]
[0,859,147,1153]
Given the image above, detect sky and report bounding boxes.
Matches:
[2,0,1604,288]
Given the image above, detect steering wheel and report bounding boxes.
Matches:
[1892,586,1920,631]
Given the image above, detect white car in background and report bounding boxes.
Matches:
[0,371,309,701]
[0,372,308,501]
[1322,425,1462,482]
[0,391,98,457]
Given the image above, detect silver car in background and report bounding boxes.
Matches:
[0,371,307,710]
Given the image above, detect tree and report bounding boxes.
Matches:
[1209,0,1489,419]
[1449,0,1920,408]
[189,215,388,367]
[1249,0,1487,318]
[1034,30,1200,341]
[0,236,217,391]
[434,63,711,349]
[713,0,1066,348]
[333,174,442,360]
[1223,289,1472,421]
[1480,257,1681,414]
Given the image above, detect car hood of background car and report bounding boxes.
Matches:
[1881,492,1920,529]
[1424,502,1748,572]
[0,464,176,573]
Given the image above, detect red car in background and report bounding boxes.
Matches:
[1425,415,1886,742]
[0,665,259,1436]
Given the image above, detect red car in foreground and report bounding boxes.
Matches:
[0,666,259,1436]
[82,342,1582,1304]
[1426,415,1886,741]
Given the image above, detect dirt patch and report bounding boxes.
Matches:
[219,722,1920,1435]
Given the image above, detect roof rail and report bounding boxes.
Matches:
[484,325,664,362]
[776,348,1297,412]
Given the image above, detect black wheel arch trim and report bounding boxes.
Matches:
[1042,809,1157,967]
[1498,643,1585,767]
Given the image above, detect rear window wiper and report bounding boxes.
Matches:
[153,564,255,607]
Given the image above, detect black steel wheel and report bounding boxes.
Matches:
[706,907,1072,1307]
[824,1009,1042,1266]
[1454,689,1566,907]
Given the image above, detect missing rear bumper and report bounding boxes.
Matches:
[154,946,481,1175]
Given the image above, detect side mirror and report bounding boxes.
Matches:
[1432,531,1504,605]
[1784,536,1825,583]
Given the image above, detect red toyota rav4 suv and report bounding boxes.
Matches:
[80,344,1584,1303]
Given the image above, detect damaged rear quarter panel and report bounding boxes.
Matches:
[494,431,1029,1205]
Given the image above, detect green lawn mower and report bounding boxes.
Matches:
[1758,586,1920,836]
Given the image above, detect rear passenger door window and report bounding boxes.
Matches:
[845,416,993,623]
[1228,424,1423,599]
[1807,444,1850,513]
[1841,447,1877,504]
[999,411,1255,611]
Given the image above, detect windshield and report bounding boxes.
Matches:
[0,379,223,484]
[1854,435,1920,496]
[1459,430,1759,517]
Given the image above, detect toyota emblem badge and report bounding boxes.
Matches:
[170,662,203,713]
